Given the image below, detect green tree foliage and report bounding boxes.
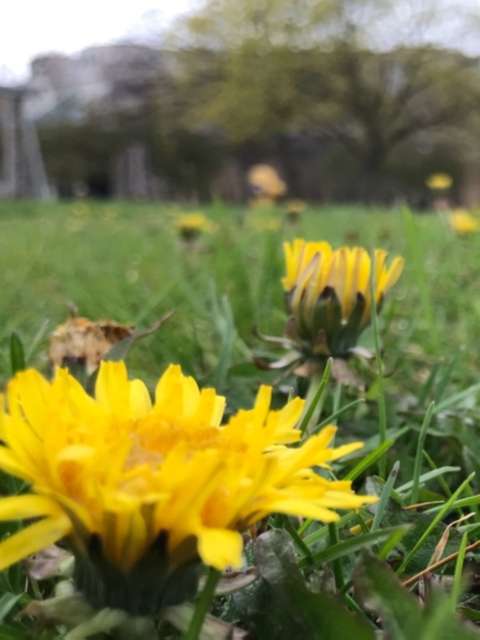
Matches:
[173,0,480,187]
[36,0,480,201]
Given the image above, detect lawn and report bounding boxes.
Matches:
[0,199,480,638]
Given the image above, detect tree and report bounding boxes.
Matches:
[171,0,480,197]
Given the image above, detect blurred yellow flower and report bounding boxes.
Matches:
[282,239,404,357]
[285,200,307,224]
[247,215,282,232]
[426,173,453,191]
[449,210,480,235]
[0,362,374,611]
[175,212,216,240]
[286,200,307,216]
[247,164,287,200]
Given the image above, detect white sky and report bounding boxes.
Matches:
[1,0,479,84]
[0,0,196,82]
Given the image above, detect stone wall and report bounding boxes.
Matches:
[0,87,50,199]
[0,89,18,197]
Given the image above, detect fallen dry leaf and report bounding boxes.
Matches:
[49,316,134,375]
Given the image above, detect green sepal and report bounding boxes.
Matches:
[73,533,201,615]
[330,292,367,357]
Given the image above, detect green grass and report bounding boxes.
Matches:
[1,199,480,638]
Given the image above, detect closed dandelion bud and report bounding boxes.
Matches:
[282,239,404,358]
[175,212,216,242]
[0,362,375,615]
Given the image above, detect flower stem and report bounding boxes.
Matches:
[299,358,332,436]
[328,523,344,590]
[370,258,387,479]
[183,567,221,640]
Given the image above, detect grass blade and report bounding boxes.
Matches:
[9,332,26,375]
[451,532,468,611]
[371,461,400,532]
[311,399,365,435]
[308,526,405,567]
[25,318,50,362]
[378,525,410,560]
[410,401,436,503]
[426,494,480,513]
[345,439,395,481]
[396,466,460,494]
[435,382,480,413]
[397,472,475,575]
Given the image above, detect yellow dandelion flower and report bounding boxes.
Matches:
[285,200,306,225]
[282,239,404,358]
[286,200,306,216]
[247,164,287,200]
[175,212,216,240]
[0,362,374,613]
[449,210,480,235]
[426,173,453,191]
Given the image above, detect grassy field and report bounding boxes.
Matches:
[1,199,480,638]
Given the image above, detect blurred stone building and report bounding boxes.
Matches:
[25,45,166,199]
[0,86,50,198]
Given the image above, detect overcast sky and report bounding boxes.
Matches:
[0,0,197,82]
[1,0,480,84]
